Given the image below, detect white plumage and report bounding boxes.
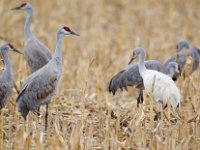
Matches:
[131,48,180,109]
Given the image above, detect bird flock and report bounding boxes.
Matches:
[109,41,200,109]
[0,2,79,129]
[0,2,200,130]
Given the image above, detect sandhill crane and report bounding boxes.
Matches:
[12,3,52,73]
[0,36,21,94]
[164,39,200,80]
[16,26,79,129]
[176,39,191,52]
[109,59,179,107]
[0,43,22,110]
[166,62,179,78]
[130,48,180,109]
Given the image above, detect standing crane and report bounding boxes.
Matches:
[109,59,179,107]
[164,39,200,80]
[16,26,79,129]
[130,48,180,109]
[0,43,22,110]
[12,3,52,73]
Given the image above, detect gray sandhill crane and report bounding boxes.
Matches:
[166,62,179,78]
[12,3,52,73]
[0,43,22,110]
[0,36,21,94]
[16,26,79,129]
[164,39,200,80]
[109,58,179,107]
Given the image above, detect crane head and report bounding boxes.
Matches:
[176,39,191,52]
[0,43,23,55]
[60,26,80,36]
[11,2,32,11]
[128,48,145,64]
[168,62,179,74]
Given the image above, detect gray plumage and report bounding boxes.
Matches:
[166,62,179,78]
[16,26,79,129]
[164,39,200,80]
[176,39,191,52]
[109,60,179,107]
[0,43,22,109]
[12,3,52,73]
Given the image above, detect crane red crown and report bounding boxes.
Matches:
[21,3,27,7]
[8,43,14,49]
[63,26,71,31]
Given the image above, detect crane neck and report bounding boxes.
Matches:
[24,9,33,40]
[53,32,64,62]
[166,68,174,78]
[167,67,175,78]
[138,53,146,77]
[1,50,12,79]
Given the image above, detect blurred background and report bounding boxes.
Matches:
[0,0,200,149]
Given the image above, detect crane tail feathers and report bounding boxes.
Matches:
[108,70,125,95]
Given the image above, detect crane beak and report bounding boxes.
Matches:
[128,56,136,65]
[70,31,80,36]
[11,6,21,10]
[13,48,23,55]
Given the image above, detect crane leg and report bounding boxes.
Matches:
[37,106,40,119]
[137,94,141,107]
[140,89,144,104]
[45,104,49,130]
[163,104,167,109]
[137,88,144,107]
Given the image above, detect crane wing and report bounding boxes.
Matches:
[190,48,200,71]
[35,39,52,60]
[17,67,59,103]
[109,64,142,94]
[109,60,165,95]
[24,38,52,73]
[0,81,12,109]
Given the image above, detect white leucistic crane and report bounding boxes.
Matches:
[109,60,179,107]
[129,48,180,109]
[0,43,22,109]
[16,26,79,129]
[12,3,52,73]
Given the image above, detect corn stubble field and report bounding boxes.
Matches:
[0,0,200,149]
